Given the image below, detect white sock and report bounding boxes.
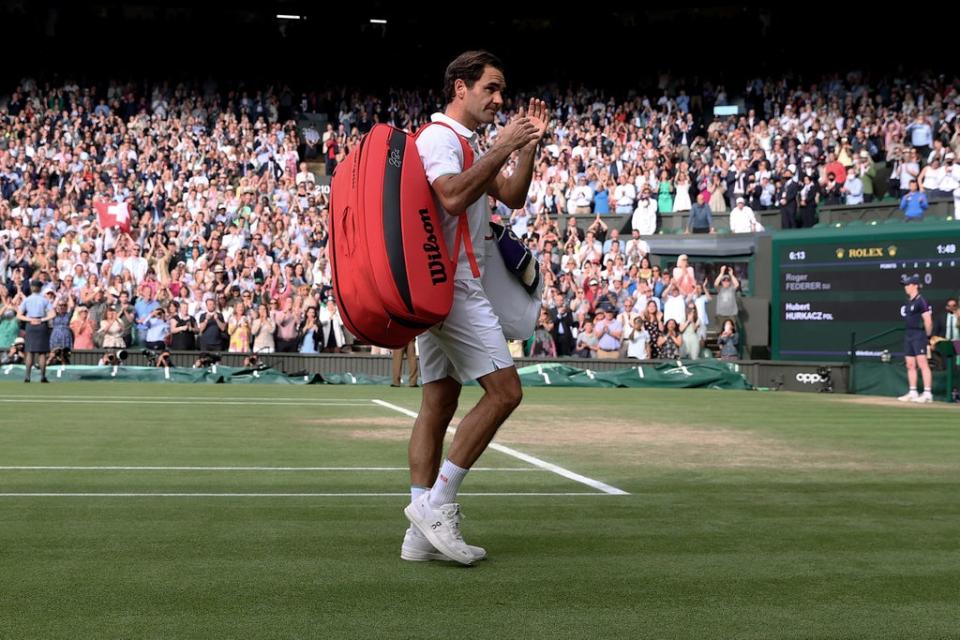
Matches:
[411,485,427,503]
[429,459,468,507]
[408,486,429,536]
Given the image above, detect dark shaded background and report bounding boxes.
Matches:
[2,2,956,94]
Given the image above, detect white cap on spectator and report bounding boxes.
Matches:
[859,151,869,158]
[736,197,745,204]
[787,164,797,174]
[947,152,956,159]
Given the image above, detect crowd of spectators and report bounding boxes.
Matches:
[0,71,957,362]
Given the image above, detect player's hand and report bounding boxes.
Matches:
[524,98,549,144]
[496,114,538,153]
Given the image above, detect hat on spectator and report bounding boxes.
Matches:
[589,278,599,285]
[736,197,745,204]
[859,151,870,158]
[947,152,956,160]
[786,164,797,174]
[214,265,225,273]
[13,337,24,346]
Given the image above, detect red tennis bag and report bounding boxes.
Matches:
[329,123,476,349]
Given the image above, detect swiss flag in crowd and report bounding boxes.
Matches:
[94,201,131,233]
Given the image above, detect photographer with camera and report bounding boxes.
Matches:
[99,350,128,367]
[192,352,222,369]
[142,347,172,368]
[16,280,55,383]
[2,337,25,365]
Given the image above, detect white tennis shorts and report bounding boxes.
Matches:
[417,278,514,384]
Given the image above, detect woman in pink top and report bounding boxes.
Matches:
[71,307,96,349]
[672,254,697,298]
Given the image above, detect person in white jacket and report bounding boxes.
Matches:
[631,187,657,236]
[318,297,346,352]
[729,197,759,233]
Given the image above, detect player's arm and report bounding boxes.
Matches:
[432,117,537,214]
[489,99,549,208]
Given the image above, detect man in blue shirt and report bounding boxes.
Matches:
[16,280,55,383]
[594,304,623,359]
[687,193,714,234]
[133,284,160,347]
[906,114,933,158]
[143,308,171,352]
[898,274,934,403]
[899,180,928,221]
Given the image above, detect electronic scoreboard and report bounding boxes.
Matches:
[771,223,960,360]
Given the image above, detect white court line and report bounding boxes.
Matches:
[372,399,629,496]
[0,399,371,406]
[0,492,608,498]
[0,466,536,472]
[0,395,363,403]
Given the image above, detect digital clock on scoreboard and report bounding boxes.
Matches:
[771,224,960,360]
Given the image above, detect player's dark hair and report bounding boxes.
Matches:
[443,51,504,103]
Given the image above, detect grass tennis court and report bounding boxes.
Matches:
[0,383,958,638]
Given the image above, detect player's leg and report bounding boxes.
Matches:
[409,376,460,488]
[442,367,522,473]
[404,280,515,564]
